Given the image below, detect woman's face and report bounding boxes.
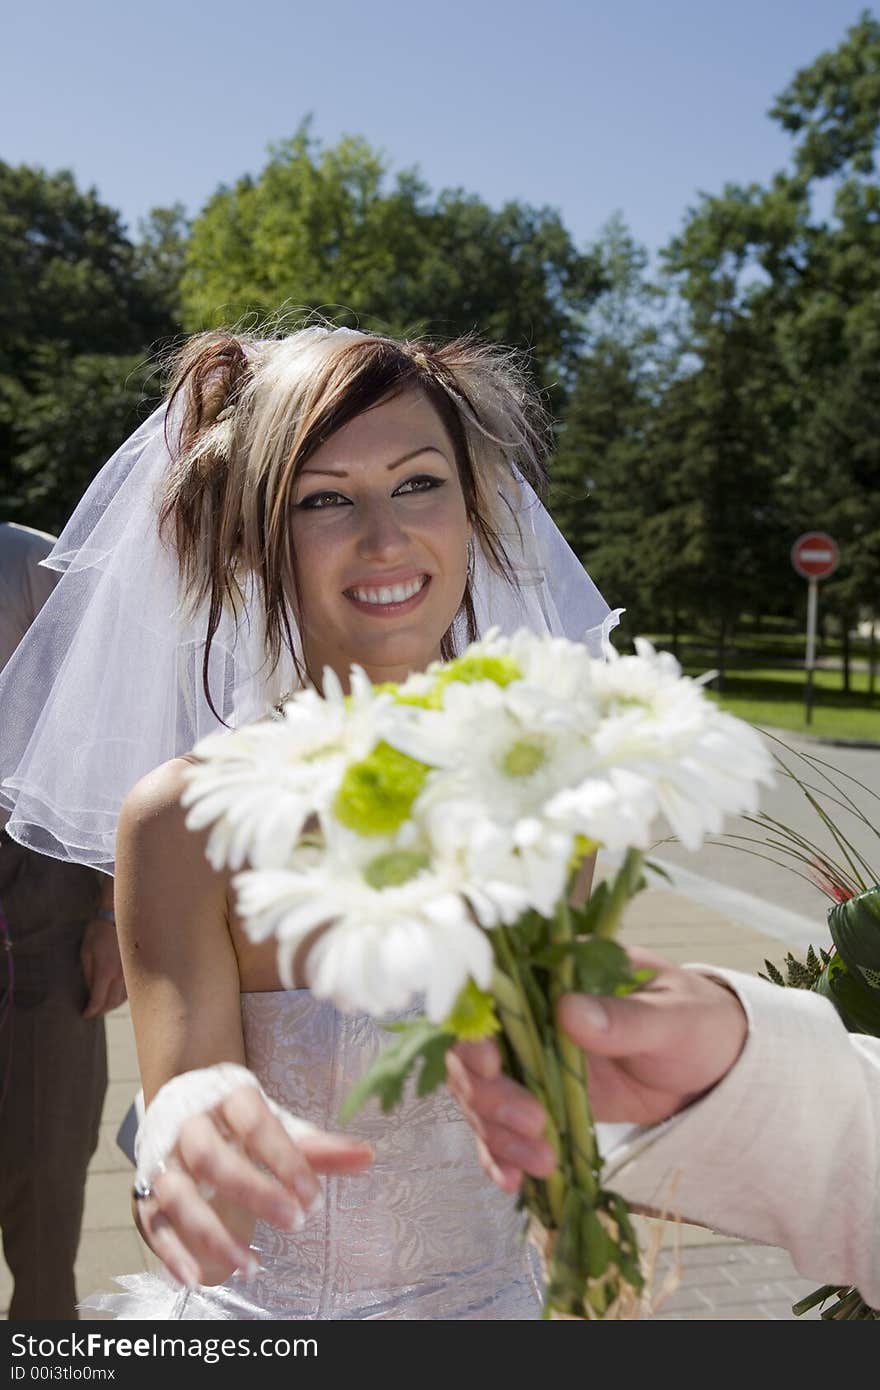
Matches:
[290,388,472,689]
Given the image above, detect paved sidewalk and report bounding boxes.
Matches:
[0,873,828,1321]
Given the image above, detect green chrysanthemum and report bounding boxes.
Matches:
[435,653,522,693]
[334,741,430,836]
[393,690,443,710]
[443,979,501,1041]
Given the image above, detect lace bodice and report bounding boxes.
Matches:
[96,991,542,1320]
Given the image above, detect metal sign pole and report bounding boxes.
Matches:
[805,576,818,726]
[792,533,838,728]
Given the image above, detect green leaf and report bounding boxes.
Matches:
[534,937,653,996]
[815,954,880,1036]
[569,881,609,936]
[416,1032,457,1097]
[644,859,675,885]
[513,910,548,953]
[338,1018,455,1122]
[828,885,880,979]
[530,937,654,995]
[760,958,786,987]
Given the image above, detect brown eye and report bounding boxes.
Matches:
[298,491,350,510]
[394,476,445,496]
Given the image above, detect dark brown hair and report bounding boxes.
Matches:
[159,325,551,717]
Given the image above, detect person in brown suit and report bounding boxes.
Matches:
[0,521,126,1319]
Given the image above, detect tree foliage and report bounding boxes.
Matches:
[180,122,604,387]
[0,163,175,532]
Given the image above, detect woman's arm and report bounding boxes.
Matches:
[115,759,245,1101]
[116,760,372,1287]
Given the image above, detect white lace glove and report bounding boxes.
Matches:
[134,1062,317,1195]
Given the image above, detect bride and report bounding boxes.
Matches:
[0,324,617,1319]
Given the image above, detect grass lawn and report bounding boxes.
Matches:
[681,663,880,743]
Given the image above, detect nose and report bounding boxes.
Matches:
[356,497,410,560]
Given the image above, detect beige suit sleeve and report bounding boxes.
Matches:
[603,967,880,1307]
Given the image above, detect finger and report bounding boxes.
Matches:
[618,945,671,974]
[176,1114,308,1232]
[82,966,113,1020]
[218,1088,365,1213]
[452,1039,502,1081]
[138,1204,202,1288]
[294,1131,375,1174]
[476,1137,522,1194]
[446,1052,546,1138]
[143,1169,257,1284]
[557,990,681,1059]
[107,977,128,1011]
[89,978,127,1018]
[80,947,95,991]
[478,1120,557,1179]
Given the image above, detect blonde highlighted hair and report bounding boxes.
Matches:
[158,323,552,713]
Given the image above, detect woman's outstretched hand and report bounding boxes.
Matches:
[135,1083,374,1287]
[446,948,747,1194]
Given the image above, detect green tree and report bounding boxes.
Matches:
[136,203,190,329]
[770,9,880,180]
[770,38,880,690]
[0,163,168,378]
[642,12,880,675]
[181,123,604,387]
[0,163,177,531]
[1,349,160,532]
[549,216,657,613]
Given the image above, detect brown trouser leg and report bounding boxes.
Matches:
[0,837,107,1320]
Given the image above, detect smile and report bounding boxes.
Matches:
[344,574,431,613]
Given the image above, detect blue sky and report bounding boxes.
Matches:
[3,1,860,260]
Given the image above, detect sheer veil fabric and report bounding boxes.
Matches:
[0,393,619,874]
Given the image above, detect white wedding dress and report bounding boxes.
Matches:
[90,990,543,1320]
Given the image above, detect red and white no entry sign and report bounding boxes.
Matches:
[791,531,839,581]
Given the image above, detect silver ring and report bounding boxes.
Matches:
[132,1158,170,1202]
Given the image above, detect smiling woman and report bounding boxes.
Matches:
[290,391,472,685]
[160,327,556,709]
[0,320,617,1321]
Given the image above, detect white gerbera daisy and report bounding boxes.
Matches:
[385,679,592,912]
[181,665,391,871]
[421,797,572,921]
[233,823,495,1021]
[588,639,774,849]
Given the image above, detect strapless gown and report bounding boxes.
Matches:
[89,991,543,1320]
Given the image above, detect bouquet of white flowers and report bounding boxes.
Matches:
[182,630,772,1319]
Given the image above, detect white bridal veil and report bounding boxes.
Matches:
[0,340,619,874]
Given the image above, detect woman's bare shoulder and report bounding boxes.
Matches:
[115,755,228,942]
[117,755,208,859]
[120,755,195,818]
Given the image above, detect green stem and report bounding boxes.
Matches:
[550,897,599,1197]
[594,848,645,939]
[490,964,566,1224]
[822,1287,865,1320]
[792,1284,840,1316]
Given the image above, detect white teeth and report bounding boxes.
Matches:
[350,576,427,605]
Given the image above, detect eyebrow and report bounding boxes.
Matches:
[300,446,448,478]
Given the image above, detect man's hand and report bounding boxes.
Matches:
[80,917,127,1018]
[447,948,748,1192]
